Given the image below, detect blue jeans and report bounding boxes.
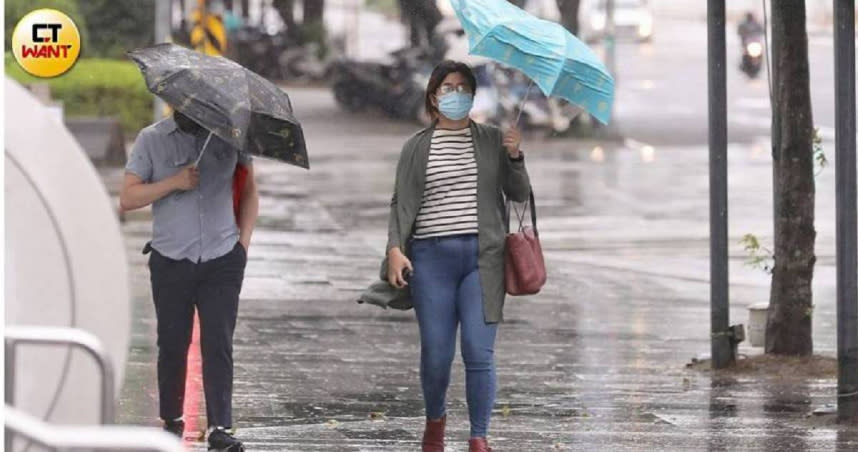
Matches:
[409,234,498,438]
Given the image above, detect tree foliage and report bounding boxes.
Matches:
[77,0,155,58]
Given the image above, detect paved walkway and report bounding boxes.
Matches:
[117,87,857,451]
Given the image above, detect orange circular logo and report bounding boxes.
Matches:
[12,9,81,78]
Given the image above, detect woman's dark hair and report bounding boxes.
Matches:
[425,60,477,118]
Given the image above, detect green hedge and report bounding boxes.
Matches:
[6,54,153,134]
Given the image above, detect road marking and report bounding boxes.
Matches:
[731,113,840,142]
[734,97,771,110]
[730,112,771,129]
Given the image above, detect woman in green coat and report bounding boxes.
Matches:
[378,60,531,452]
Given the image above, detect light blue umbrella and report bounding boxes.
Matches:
[450,0,614,125]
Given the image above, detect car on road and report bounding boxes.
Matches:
[579,0,654,44]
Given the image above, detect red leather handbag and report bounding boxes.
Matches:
[504,190,546,296]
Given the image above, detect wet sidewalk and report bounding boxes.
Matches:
[117,87,858,451]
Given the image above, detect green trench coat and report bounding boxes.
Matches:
[358,121,531,323]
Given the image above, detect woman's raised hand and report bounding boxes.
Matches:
[503,126,521,158]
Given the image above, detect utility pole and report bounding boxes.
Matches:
[351,0,361,59]
[834,0,858,424]
[154,0,171,121]
[604,0,615,115]
[707,0,734,369]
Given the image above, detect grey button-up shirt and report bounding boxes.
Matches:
[126,117,252,263]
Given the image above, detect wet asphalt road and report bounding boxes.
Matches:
[115,79,857,450]
[608,18,845,147]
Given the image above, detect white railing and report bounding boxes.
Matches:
[5,325,183,452]
[5,405,183,452]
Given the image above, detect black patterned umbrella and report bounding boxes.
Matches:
[128,43,309,169]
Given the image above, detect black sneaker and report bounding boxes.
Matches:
[208,428,244,452]
[162,419,185,439]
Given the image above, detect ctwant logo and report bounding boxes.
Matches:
[12,9,81,77]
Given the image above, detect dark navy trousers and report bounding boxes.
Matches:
[148,242,246,429]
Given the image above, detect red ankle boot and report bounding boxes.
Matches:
[421,416,446,452]
[469,437,493,452]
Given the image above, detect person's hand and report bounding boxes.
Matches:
[503,126,521,158]
[171,165,199,191]
[239,238,250,252]
[387,247,413,289]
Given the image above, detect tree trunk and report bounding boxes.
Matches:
[556,0,581,36]
[765,1,816,356]
[240,0,250,19]
[303,0,324,23]
[273,0,296,29]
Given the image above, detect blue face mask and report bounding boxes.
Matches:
[437,92,473,121]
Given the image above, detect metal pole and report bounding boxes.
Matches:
[5,341,15,451]
[515,80,535,125]
[605,0,617,126]
[834,0,858,424]
[605,0,616,82]
[707,0,732,369]
[154,0,172,121]
[347,0,360,59]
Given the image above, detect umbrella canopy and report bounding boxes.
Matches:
[450,0,614,125]
[128,43,309,169]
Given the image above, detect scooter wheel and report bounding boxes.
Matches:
[333,81,366,112]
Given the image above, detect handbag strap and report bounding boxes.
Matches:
[506,189,538,234]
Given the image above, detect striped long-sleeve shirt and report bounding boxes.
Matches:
[413,128,479,239]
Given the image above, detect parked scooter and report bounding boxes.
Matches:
[278,36,344,82]
[278,42,327,81]
[330,35,448,124]
[488,63,580,133]
[233,26,295,80]
[233,25,338,82]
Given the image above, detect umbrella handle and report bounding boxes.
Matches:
[514,80,535,126]
[193,131,214,167]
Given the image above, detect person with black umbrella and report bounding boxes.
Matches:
[120,108,257,452]
[122,42,309,452]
